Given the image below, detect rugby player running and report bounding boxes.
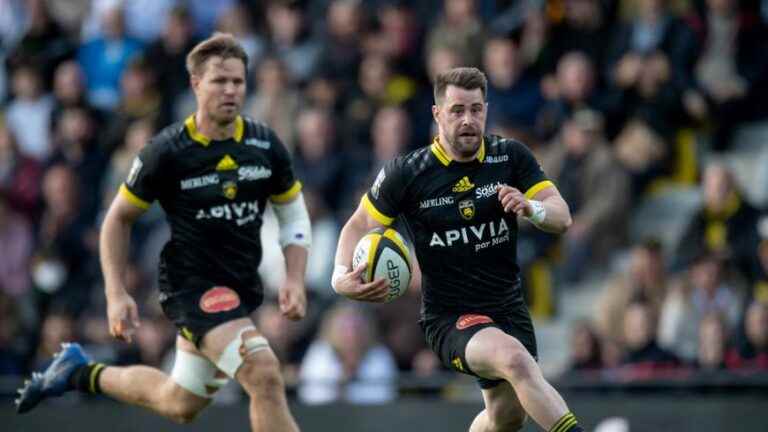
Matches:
[333,67,584,432]
[16,33,309,432]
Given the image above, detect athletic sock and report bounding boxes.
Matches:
[70,363,107,394]
[549,412,583,432]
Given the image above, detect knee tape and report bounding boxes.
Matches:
[171,349,228,398]
[216,326,271,379]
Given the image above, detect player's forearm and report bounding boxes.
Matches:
[335,218,367,268]
[99,213,133,297]
[282,244,308,285]
[533,195,572,234]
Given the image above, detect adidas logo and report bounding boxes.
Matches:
[216,154,239,171]
[452,176,475,193]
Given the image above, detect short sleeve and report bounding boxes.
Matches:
[362,159,405,226]
[120,138,164,210]
[268,129,302,203]
[512,141,553,199]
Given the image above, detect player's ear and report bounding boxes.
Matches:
[190,73,201,92]
[431,105,439,123]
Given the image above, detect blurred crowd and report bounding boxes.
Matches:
[1,0,768,405]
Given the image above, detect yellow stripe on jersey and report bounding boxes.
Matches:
[383,228,410,265]
[185,115,244,146]
[524,180,554,199]
[270,180,302,203]
[361,194,395,226]
[120,184,151,210]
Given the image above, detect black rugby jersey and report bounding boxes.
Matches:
[363,136,553,318]
[120,115,301,296]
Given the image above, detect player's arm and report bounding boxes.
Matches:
[497,183,572,234]
[270,190,311,321]
[332,199,390,302]
[100,189,146,342]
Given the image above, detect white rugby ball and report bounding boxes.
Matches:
[352,227,412,302]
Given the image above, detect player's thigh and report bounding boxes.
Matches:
[198,317,273,380]
[166,335,220,410]
[465,327,536,380]
[481,381,527,428]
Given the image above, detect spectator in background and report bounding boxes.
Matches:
[77,3,143,110]
[684,0,768,150]
[749,216,768,303]
[620,301,681,374]
[6,0,74,84]
[726,300,768,370]
[659,251,744,361]
[5,64,54,161]
[265,0,323,85]
[596,239,669,344]
[298,302,397,405]
[245,56,301,152]
[101,117,154,208]
[318,0,364,84]
[340,53,395,151]
[537,52,616,141]
[31,164,97,317]
[0,191,33,298]
[32,310,76,371]
[0,292,25,376]
[482,34,543,132]
[80,0,177,44]
[144,5,199,124]
[541,109,630,284]
[215,3,264,72]
[426,0,485,67]
[695,311,728,371]
[48,106,107,222]
[566,320,603,373]
[0,122,42,219]
[50,60,101,131]
[674,162,762,277]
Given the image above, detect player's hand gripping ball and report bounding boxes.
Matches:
[352,228,412,302]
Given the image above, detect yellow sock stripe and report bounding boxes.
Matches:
[550,413,576,432]
[89,364,106,393]
[556,418,577,432]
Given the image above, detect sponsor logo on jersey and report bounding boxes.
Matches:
[459,199,475,220]
[419,196,454,209]
[244,138,271,149]
[222,180,238,200]
[180,173,219,190]
[485,154,509,164]
[126,157,143,187]
[452,176,475,193]
[196,200,260,226]
[475,182,503,200]
[199,286,240,313]
[456,314,494,330]
[371,168,386,199]
[216,154,239,171]
[429,217,510,252]
[238,165,272,181]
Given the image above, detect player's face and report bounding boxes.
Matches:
[434,85,487,159]
[193,56,246,125]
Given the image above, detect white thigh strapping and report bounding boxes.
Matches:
[216,325,271,379]
[171,349,229,398]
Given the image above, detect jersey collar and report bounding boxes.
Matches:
[430,136,486,166]
[185,114,244,146]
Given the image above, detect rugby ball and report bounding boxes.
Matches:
[352,228,412,302]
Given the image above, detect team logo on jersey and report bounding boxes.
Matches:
[459,199,475,220]
[456,314,494,330]
[216,154,239,171]
[451,356,465,372]
[199,286,241,313]
[222,181,238,200]
[371,168,386,199]
[452,176,475,193]
[244,138,270,149]
[126,157,143,187]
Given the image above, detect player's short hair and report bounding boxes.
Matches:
[186,32,248,77]
[433,67,487,104]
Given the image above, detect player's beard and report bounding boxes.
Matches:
[447,126,482,159]
[212,102,240,125]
